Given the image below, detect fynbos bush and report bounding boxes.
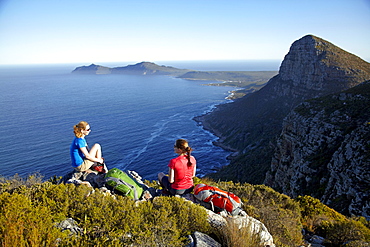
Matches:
[0,175,369,246]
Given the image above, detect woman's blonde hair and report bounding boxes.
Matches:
[73,121,89,138]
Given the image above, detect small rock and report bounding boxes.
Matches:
[55,218,83,236]
[186,231,221,247]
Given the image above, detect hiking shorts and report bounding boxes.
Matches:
[74,159,94,172]
[160,176,194,196]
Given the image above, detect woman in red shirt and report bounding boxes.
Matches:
[158,139,196,196]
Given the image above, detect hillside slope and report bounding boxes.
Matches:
[265,80,370,219]
[200,35,370,187]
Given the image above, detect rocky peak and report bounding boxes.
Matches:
[202,35,370,186]
[275,35,370,98]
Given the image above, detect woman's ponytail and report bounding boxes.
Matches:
[73,121,88,138]
[185,146,192,166]
[175,139,194,166]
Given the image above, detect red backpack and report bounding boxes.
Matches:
[194,183,243,216]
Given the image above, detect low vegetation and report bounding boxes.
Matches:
[0,174,369,246]
[180,71,278,99]
[178,71,277,84]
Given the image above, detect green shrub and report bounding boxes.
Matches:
[0,192,70,246]
[0,180,211,246]
[322,219,370,245]
[296,195,370,246]
[296,195,346,232]
[1,175,369,247]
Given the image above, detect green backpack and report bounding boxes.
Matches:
[105,168,144,200]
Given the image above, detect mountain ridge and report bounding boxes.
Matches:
[71,61,192,76]
[72,62,278,98]
[198,34,370,218]
[111,61,191,76]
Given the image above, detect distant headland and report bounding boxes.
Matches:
[72,61,278,99]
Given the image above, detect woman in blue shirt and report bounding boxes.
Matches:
[70,121,106,172]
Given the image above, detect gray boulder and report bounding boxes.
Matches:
[187,231,221,247]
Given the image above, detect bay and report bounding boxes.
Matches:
[0,64,238,180]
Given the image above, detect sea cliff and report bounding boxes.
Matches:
[265,81,370,218]
[199,34,370,219]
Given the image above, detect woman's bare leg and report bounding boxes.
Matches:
[89,143,108,172]
[89,143,102,160]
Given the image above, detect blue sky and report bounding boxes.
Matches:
[0,0,369,65]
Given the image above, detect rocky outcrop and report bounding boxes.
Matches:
[265,81,370,219]
[278,35,370,97]
[187,231,222,247]
[201,35,370,185]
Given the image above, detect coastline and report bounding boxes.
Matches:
[193,113,238,155]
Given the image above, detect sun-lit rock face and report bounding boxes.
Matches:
[265,81,370,219]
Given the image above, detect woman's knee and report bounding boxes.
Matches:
[89,143,102,158]
[158,172,165,181]
[92,143,101,150]
[90,143,101,153]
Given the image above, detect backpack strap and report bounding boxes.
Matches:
[105,177,139,200]
[207,196,215,212]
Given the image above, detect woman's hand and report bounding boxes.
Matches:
[80,147,104,163]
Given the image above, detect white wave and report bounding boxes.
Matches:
[126,113,182,166]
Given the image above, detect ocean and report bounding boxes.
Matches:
[0,60,280,181]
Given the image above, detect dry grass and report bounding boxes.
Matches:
[216,217,264,247]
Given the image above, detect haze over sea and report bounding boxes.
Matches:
[0,60,279,180]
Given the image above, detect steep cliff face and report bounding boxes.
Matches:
[202,35,370,184]
[265,81,370,218]
[279,35,370,96]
